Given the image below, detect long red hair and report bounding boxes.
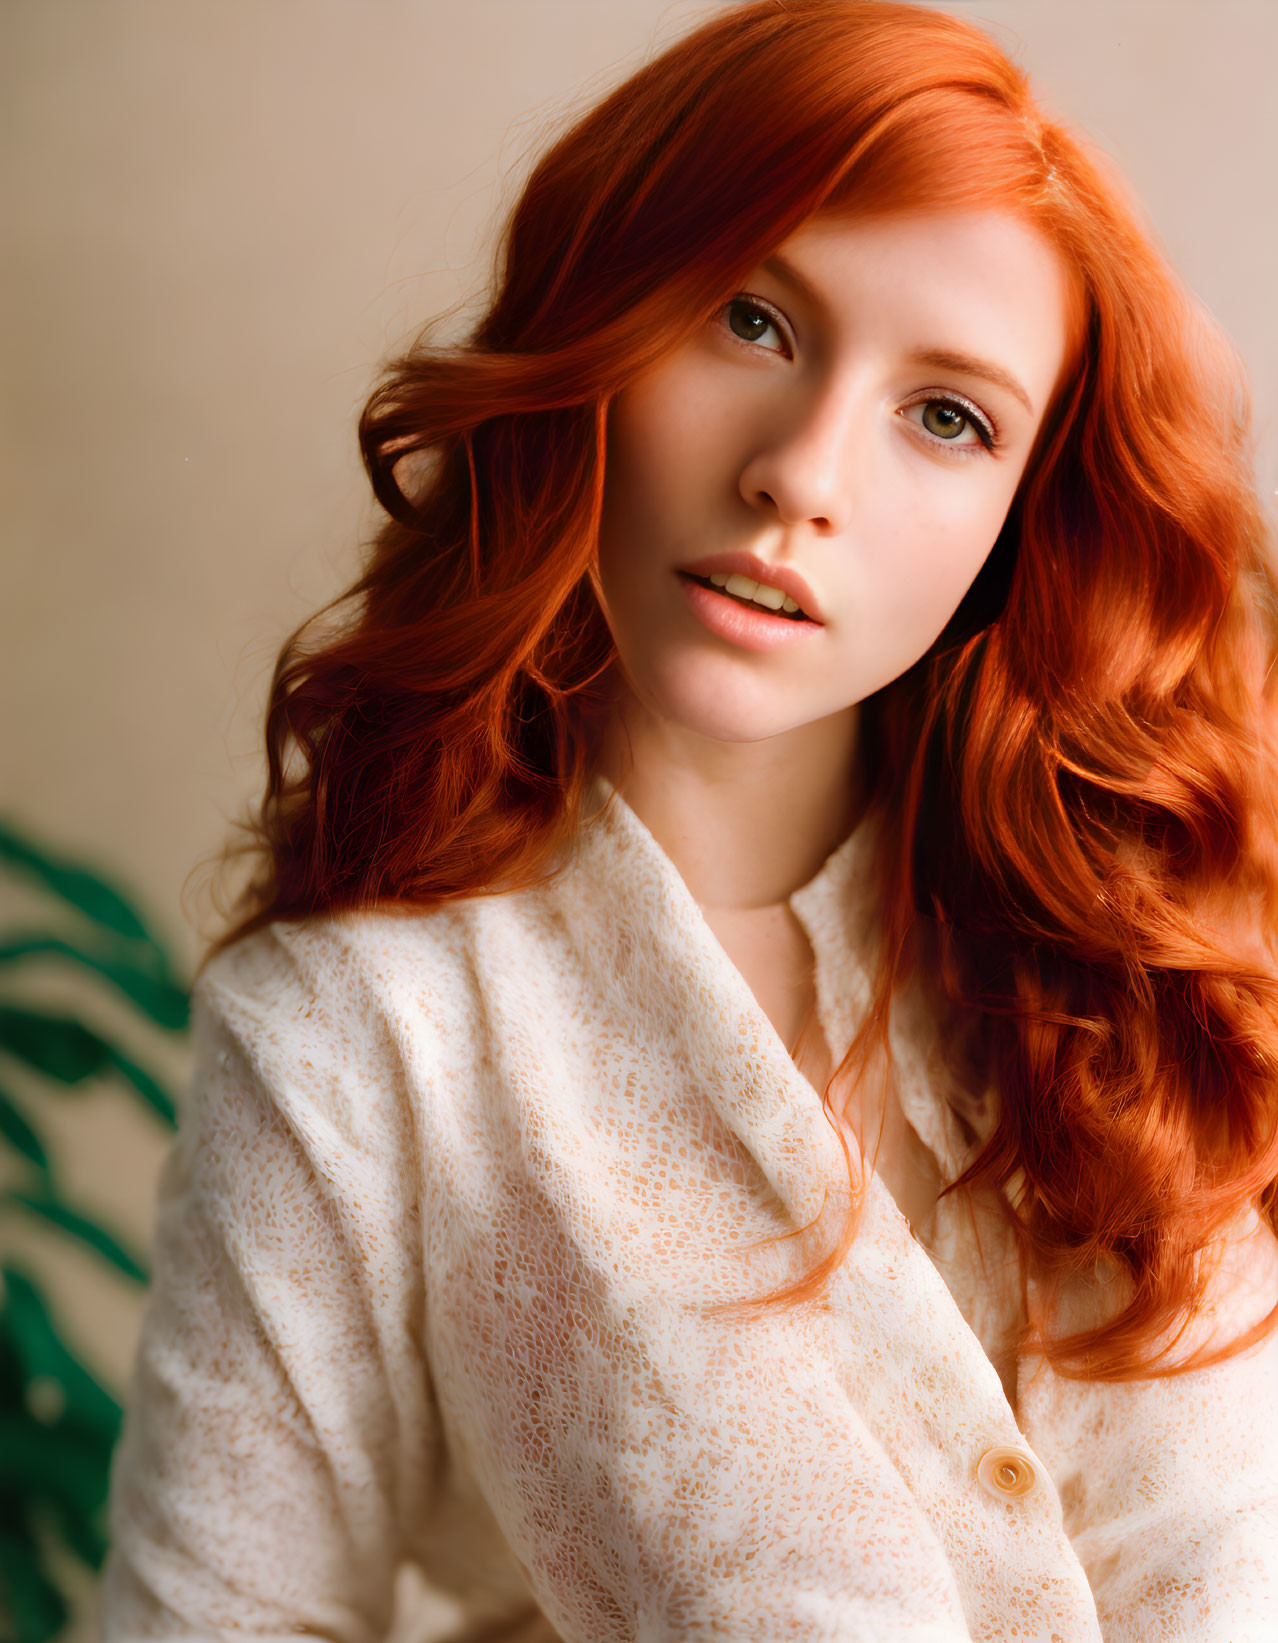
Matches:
[208,0,1278,1382]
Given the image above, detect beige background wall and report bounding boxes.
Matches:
[3,0,1276,1632]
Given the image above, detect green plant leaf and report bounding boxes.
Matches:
[0,818,176,974]
[0,1006,180,1127]
[0,1267,123,1445]
[40,1498,108,1570]
[0,1322,23,1409]
[41,1492,109,1572]
[3,1192,149,1285]
[0,935,189,1031]
[0,1525,69,1643]
[0,1084,52,1178]
[103,1044,179,1129]
[0,1006,110,1084]
[0,1414,108,1514]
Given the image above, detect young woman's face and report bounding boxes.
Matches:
[593,209,1074,750]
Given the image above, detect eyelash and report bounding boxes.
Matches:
[718,294,1002,456]
[902,392,999,455]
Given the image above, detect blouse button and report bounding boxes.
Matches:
[976,1445,1040,1501]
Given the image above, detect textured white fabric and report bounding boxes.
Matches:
[99,770,1278,1642]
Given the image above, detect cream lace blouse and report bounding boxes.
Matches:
[99,771,1278,1642]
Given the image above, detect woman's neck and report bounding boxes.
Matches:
[592,691,865,911]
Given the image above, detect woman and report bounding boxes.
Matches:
[100,1,1278,1638]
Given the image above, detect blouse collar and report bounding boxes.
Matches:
[573,768,994,1196]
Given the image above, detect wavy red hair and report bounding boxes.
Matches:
[207,0,1278,1382]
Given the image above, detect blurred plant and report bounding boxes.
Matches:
[0,821,186,1643]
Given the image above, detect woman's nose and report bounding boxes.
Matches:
[738,382,866,534]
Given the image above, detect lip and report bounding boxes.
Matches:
[675,551,825,624]
[676,571,824,654]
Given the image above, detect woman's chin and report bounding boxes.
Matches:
[610,665,819,748]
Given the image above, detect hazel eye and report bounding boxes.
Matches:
[902,396,997,451]
[723,297,786,353]
[919,402,970,440]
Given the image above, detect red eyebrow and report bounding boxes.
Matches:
[904,347,1034,417]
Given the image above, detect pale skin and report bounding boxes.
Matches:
[590,208,1074,1241]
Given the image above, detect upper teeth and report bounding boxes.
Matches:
[708,571,803,614]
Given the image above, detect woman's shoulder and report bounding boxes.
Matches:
[198,897,499,1002]
[193,891,546,1073]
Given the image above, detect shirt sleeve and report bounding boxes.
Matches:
[1023,1208,1278,1643]
[97,927,443,1643]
